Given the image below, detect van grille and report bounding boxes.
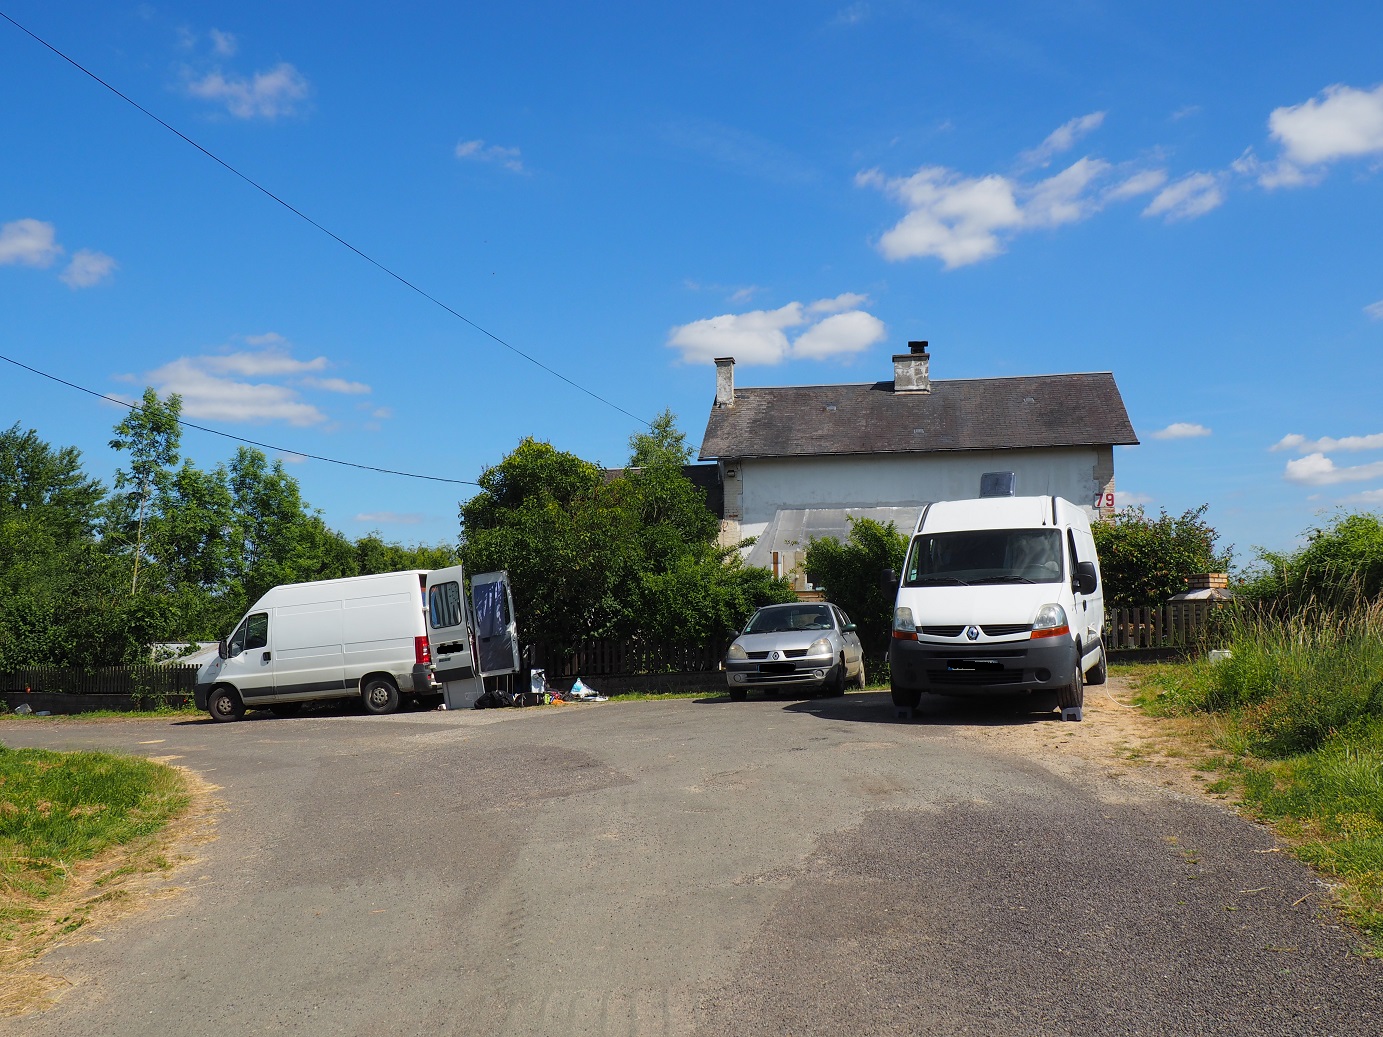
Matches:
[981,624,1032,637]
[920,626,964,637]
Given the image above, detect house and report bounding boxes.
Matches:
[697,342,1138,590]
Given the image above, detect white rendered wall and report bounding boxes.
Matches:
[738,447,1108,529]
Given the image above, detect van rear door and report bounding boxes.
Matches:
[424,566,478,684]
[471,570,520,677]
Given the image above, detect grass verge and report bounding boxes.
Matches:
[1,705,204,722]
[1128,603,1383,954]
[0,745,193,1014]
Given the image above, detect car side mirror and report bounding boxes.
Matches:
[1074,561,1098,595]
[844,623,857,632]
[881,568,899,594]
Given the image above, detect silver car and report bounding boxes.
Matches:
[724,602,867,701]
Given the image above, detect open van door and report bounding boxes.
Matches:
[471,570,520,677]
[424,565,486,710]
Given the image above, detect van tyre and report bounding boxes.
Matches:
[361,677,401,716]
[1086,640,1108,686]
[208,687,244,723]
[1058,662,1084,711]
[890,685,921,710]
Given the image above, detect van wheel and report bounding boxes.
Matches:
[361,677,401,716]
[208,687,244,723]
[1086,641,1108,686]
[890,685,921,709]
[1057,663,1084,711]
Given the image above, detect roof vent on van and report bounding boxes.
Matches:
[979,472,1016,498]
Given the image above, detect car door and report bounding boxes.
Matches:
[834,606,863,675]
[221,610,274,701]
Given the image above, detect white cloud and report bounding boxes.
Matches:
[355,511,423,525]
[1272,431,1383,454]
[207,28,238,57]
[667,295,886,364]
[668,302,805,364]
[1340,488,1383,506]
[1283,452,1383,486]
[455,139,525,173]
[0,218,62,267]
[792,311,887,359]
[203,348,327,377]
[1018,111,1105,169]
[1115,491,1154,507]
[184,62,310,119]
[1366,300,1383,320]
[301,376,371,395]
[1104,169,1168,201]
[1142,172,1225,221]
[278,452,307,464]
[243,331,288,347]
[808,292,870,314]
[371,406,393,420]
[1151,422,1212,440]
[60,249,117,288]
[1270,83,1383,166]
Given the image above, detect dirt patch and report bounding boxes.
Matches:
[950,674,1225,800]
[0,766,221,1018]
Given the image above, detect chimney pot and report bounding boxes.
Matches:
[714,357,736,407]
[893,342,931,393]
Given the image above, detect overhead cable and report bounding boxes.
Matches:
[0,352,482,487]
[0,10,650,428]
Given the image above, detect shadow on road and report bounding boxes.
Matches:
[781,689,1066,727]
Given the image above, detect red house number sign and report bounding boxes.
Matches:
[1094,492,1115,509]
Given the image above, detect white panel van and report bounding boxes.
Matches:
[887,495,1107,721]
[194,571,437,722]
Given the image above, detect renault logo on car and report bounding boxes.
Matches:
[966,625,980,641]
[771,650,780,660]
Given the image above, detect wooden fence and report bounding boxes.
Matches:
[1106,603,1225,650]
[1,665,200,700]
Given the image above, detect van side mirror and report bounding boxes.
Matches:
[1074,561,1098,595]
[881,568,899,594]
[218,637,228,660]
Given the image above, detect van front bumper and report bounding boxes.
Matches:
[194,683,212,710]
[888,637,1078,695]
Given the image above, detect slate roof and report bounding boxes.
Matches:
[699,373,1138,460]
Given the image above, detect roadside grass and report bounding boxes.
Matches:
[1126,602,1383,953]
[0,745,191,1014]
[0,705,203,722]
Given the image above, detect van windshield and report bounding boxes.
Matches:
[904,529,1063,586]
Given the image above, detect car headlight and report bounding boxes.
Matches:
[726,643,748,661]
[1031,603,1070,639]
[808,637,833,656]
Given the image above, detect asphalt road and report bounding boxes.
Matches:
[2,692,1380,1036]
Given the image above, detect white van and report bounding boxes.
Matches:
[887,493,1106,721]
[194,570,439,722]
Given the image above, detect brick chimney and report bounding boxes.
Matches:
[714,357,735,407]
[893,340,930,393]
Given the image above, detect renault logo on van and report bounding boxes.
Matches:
[966,625,980,641]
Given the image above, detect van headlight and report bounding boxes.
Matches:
[808,638,833,657]
[727,643,748,661]
[1030,603,1070,639]
[892,606,917,641]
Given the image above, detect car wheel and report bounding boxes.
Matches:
[890,685,921,709]
[729,688,747,702]
[1057,661,1084,716]
[1086,640,1108,686]
[269,702,301,717]
[361,677,401,716]
[855,660,868,690]
[825,658,847,697]
[208,687,244,723]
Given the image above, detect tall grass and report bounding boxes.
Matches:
[1137,598,1383,948]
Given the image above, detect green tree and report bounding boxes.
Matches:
[1091,504,1231,609]
[0,423,106,539]
[803,517,909,662]
[1243,511,1383,610]
[628,408,693,468]
[354,534,459,575]
[108,388,183,592]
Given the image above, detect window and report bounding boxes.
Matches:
[429,581,464,629]
[744,604,834,634]
[904,529,1063,586]
[230,612,269,654]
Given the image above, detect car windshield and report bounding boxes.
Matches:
[904,529,1064,586]
[743,604,835,634]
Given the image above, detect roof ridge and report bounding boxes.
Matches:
[731,371,1117,392]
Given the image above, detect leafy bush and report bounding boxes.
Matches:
[803,517,908,663]
[1242,512,1383,612]
[1091,504,1230,608]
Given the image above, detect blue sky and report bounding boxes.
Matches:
[3,2,1382,564]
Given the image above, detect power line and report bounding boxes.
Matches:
[0,352,482,487]
[0,10,651,428]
